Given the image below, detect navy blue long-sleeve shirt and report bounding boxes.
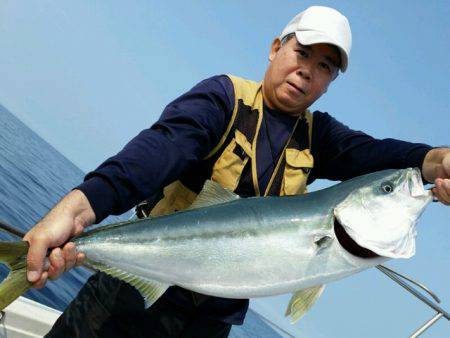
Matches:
[77,75,431,222]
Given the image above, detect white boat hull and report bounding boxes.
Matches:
[0,297,61,338]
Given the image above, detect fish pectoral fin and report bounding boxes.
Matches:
[285,285,325,323]
[97,264,170,308]
[314,234,334,254]
[188,180,240,210]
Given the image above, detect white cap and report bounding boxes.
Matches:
[280,6,352,72]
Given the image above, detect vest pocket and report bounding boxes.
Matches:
[150,181,197,216]
[211,130,252,191]
[282,148,314,195]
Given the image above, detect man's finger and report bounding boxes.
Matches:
[25,235,50,283]
[444,179,450,193]
[75,252,86,267]
[442,153,450,176]
[47,248,66,280]
[33,271,48,289]
[62,242,77,272]
[437,180,450,203]
[432,187,450,205]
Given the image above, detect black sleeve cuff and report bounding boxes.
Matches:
[74,177,119,223]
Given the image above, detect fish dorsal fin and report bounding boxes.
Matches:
[188,180,240,210]
[285,285,325,323]
[93,262,170,308]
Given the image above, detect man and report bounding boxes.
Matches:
[24,6,450,338]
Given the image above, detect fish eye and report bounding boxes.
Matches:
[380,182,394,194]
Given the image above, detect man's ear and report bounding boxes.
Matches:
[269,38,281,62]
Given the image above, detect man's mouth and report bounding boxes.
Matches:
[287,82,306,95]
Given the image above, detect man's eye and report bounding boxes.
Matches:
[319,62,331,73]
[296,50,308,58]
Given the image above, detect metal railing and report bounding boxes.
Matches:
[377,265,449,337]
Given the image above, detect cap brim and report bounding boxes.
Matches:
[295,31,348,72]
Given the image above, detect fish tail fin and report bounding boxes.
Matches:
[0,241,32,310]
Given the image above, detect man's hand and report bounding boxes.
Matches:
[422,148,450,205]
[23,189,95,288]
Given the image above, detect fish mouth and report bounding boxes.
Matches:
[333,217,379,258]
[408,168,432,200]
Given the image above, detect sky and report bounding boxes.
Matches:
[0,1,449,337]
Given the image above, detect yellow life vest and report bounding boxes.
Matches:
[136,75,314,218]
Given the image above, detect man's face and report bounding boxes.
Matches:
[263,36,341,114]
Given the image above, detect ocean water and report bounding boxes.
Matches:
[0,104,282,337]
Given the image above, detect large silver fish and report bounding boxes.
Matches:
[0,168,432,322]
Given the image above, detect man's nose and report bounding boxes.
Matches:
[297,66,311,81]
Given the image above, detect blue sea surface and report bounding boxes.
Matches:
[0,105,283,337]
